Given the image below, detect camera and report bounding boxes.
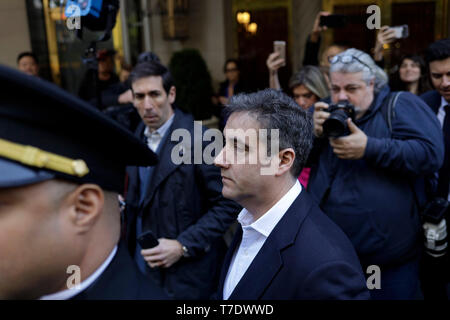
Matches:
[422,198,449,258]
[322,100,356,138]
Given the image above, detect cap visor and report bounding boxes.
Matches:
[0,158,54,188]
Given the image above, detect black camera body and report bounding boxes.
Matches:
[421,198,449,258]
[322,100,356,138]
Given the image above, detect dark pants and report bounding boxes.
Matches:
[420,253,450,300]
[369,258,423,300]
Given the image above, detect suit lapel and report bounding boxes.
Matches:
[228,238,283,300]
[227,192,314,300]
[426,90,442,114]
[141,109,185,210]
[126,166,140,202]
[432,91,442,114]
[217,226,243,299]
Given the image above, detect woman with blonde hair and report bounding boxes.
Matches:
[267,56,330,187]
[287,65,329,110]
[267,52,329,110]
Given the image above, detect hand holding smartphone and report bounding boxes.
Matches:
[273,41,286,67]
[389,25,409,39]
[137,230,159,249]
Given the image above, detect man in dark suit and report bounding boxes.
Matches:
[213,89,369,299]
[0,65,166,300]
[125,61,240,299]
[420,39,450,299]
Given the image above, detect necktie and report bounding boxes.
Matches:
[437,105,450,198]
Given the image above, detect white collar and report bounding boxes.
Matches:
[238,180,302,237]
[144,113,175,139]
[39,246,118,300]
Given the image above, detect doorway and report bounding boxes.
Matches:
[232,0,292,92]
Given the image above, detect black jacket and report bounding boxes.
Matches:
[78,69,120,110]
[125,108,240,299]
[308,86,444,268]
[421,90,449,198]
[421,90,442,113]
[72,242,168,300]
[217,191,369,300]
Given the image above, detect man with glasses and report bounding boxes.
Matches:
[308,48,444,299]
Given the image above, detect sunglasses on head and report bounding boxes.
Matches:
[329,54,373,73]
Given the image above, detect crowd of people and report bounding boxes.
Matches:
[2,10,450,300]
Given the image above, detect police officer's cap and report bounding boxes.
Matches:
[0,65,157,192]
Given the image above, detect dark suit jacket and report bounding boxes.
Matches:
[217,191,370,300]
[125,108,240,299]
[421,90,449,198]
[420,90,450,299]
[72,242,168,300]
[421,90,442,114]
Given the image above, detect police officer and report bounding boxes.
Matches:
[0,65,167,300]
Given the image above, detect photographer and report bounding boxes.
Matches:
[78,49,120,110]
[307,48,444,299]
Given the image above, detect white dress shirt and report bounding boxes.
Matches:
[144,114,174,152]
[39,246,118,300]
[223,180,302,300]
[436,96,450,201]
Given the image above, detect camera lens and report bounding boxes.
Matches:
[323,110,349,137]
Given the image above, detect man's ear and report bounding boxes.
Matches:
[62,184,104,234]
[275,148,295,177]
[168,86,176,104]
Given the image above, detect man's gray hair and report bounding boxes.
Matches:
[226,89,313,177]
[329,48,388,92]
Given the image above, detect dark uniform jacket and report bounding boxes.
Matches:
[125,108,240,299]
[72,242,168,300]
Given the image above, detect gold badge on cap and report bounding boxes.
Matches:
[0,138,89,177]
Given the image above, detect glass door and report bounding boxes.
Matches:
[28,0,124,95]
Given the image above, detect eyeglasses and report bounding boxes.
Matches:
[329,54,373,73]
[225,68,239,73]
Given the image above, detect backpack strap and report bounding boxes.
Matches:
[382,91,402,134]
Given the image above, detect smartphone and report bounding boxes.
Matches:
[390,25,409,39]
[422,198,449,224]
[273,41,286,67]
[319,14,348,28]
[137,230,159,249]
